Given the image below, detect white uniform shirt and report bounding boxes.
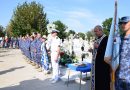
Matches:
[50,36,61,53]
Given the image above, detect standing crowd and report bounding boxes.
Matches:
[0,36,19,48]
[18,16,130,88]
[0,16,130,89]
[19,29,61,83]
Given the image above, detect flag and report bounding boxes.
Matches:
[104,0,121,90]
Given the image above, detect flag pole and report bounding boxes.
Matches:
[111,1,117,90]
[104,0,120,90]
[109,0,117,90]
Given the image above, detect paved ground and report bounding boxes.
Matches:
[0,48,90,90]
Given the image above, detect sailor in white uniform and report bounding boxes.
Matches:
[49,29,61,83]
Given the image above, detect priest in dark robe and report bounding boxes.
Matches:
[90,25,111,90]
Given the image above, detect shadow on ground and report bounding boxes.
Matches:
[0,48,10,53]
[0,54,14,57]
[0,66,25,75]
[0,78,90,90]
[0,50,8,53]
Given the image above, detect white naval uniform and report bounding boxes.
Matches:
[50,36,61,81]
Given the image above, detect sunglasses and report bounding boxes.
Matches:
[119,22,128,25]
[122,22,128,24]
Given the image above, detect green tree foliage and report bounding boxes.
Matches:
[9,1,48,37]
[6,24,13,37]
[53,20,67,39]
[68,30,75,35]
[102,18,112,36]
[86,30,94,41]
[102,17,123,36]
[0,25,5,37]
[78,32,85,40]
[65,30,76,38]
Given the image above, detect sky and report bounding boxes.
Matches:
[0,0,129,33]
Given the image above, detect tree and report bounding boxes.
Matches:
[68,30,75,35]
[53,20,67,39]
[86,30,94,42]
[0,25,5,37]
[78,32,85,40]
[102,18,112,36]
[9,1,48,37]
[65,30,76,38]
[6,24,13,37]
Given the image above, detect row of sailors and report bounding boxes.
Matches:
[19,33,50,73]
[19,30,61,83]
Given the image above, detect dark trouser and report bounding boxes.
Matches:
[36,53,42,66]
[115,78,130,90]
